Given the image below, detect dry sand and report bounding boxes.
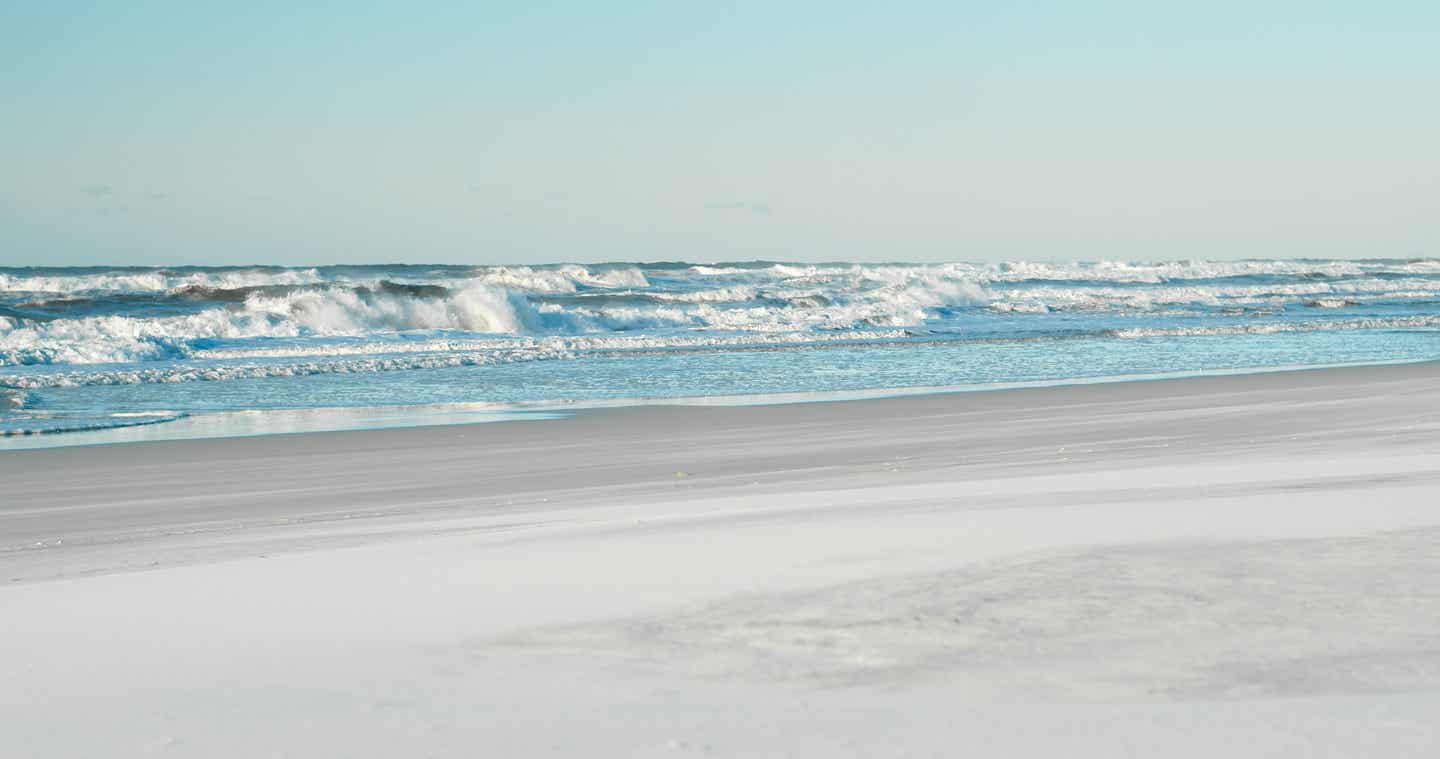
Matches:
[3,362,1439,756]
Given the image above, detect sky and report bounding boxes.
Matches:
[1,1,1437,266]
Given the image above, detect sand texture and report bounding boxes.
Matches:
[3,362,1439,756]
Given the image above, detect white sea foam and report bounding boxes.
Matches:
[5,312,1433,390]
[241,282,541,334]
[3,259,1435,299]
[464,264,649,293]
[1108,315,1440,339]
[683,259,1420,286]
[0,329,915,388]
[0,348,570,389]
[0,309,292,365]
[4,258,1437,444]
[0,268,325,294]
[0,263,653,300]
[2,259,1437,373]
[0,282,545,365]
[643,286,760,303]
[188,329,908,361]
[687,264,756,276]
[0,266,1002,365]
[987,259,1375,283]
[989,277,1438,312]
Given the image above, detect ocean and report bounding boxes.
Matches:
[2,258,1438,445]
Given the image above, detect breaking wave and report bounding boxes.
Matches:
[0,266,994,366]
[2,258,1438,443]
[2,258,1437,382]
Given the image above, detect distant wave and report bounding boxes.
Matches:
[1106,315,1440,338]
[0,267,325,295]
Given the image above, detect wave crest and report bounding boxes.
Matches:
[3,259,1438,371]
[242,282,539,335]
[0,268,323,294]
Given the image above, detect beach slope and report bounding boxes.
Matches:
[3,363,1439,757]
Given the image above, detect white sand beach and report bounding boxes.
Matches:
[3,362,1439,757]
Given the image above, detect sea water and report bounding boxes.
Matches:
[2,259,1437,445]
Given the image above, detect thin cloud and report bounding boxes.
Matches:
[81,184,114,197]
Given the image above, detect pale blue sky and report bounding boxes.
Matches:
[2,1,1436,265]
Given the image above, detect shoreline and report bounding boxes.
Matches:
[4,358,1436,575]
[3,356,1435,451]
